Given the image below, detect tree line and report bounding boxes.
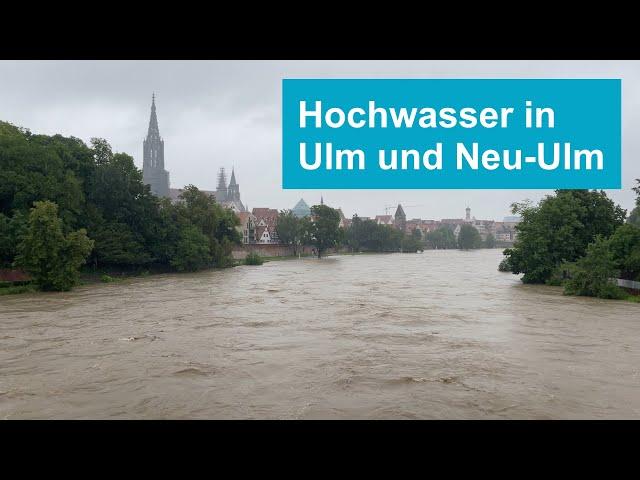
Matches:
[502,185,640,300]
[0,121,240,291]
[276,210,495,255]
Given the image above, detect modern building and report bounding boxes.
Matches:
[142,94,170,198]
[291,198,311,218]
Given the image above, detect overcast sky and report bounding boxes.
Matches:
[0,60,638,220]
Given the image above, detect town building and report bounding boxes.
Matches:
[495,224,514,242]
[252,208,280,244]
[394,204,406,232]
[469,219,496,241]
[375,215,394,226]
[336,208,348,228]
[503,215,522,229]
[236,211,257,244]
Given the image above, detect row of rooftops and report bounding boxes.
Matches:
[169,185,520,235]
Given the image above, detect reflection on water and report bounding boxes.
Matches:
[1,249,640,419]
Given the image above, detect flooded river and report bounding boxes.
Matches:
[1,249,640,419]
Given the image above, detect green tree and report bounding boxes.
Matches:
[15,201,93,291]
[90,221,152,267]
[170,225,211,272]
[90,137,114,166]
[563,236,626,299]
[0,122,91,227]
[276,209,302,254]
[173,185,240,268]
[401,235,423,253]
[308,204,341,258]
[424,226,457,249]
[458,224,482,250]
[629,179,640,226]
[484,233,496,248]
[0,122,249,279]
[608,223,640,281]
[504,190,626,284]
[344,215,362,252]
[498,256,512,272]
[343,215,403,253]
[0,212,27,267]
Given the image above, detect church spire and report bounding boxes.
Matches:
[148,93,159,136]
[229,167,237,186]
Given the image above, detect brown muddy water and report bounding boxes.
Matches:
[1,249,640,419]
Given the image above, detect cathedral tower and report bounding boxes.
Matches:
[143,94,170,197]
[227,168,240,202]
[216,167,228,203]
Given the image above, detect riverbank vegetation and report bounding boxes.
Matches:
[244,252,264,265]
[277,210,493,255]
[276,205,342,258]
[502,184,640,301]
[457,224,483,250]
[0,121,240,291]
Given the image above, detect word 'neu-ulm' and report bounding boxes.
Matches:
[299,142,604,171]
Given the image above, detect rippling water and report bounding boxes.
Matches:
[1,249,640,419]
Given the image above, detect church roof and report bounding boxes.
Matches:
[395,204,406,218]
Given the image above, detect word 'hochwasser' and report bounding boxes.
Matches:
[299,100,555,129]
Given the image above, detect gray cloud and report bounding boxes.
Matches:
[0,60,637,221]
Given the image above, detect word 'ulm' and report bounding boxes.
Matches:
[299,142,365,170]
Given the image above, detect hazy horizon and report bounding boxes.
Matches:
[0,60,638,221]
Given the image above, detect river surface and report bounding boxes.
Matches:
[1,249,640,419]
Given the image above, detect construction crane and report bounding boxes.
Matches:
[384,204,423,215]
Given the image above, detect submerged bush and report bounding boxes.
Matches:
[563,236,626,299]
[498,256,512,272]
[244,252,264,265]
[0,284,36,295]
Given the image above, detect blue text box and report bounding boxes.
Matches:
[282,79,621,189]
